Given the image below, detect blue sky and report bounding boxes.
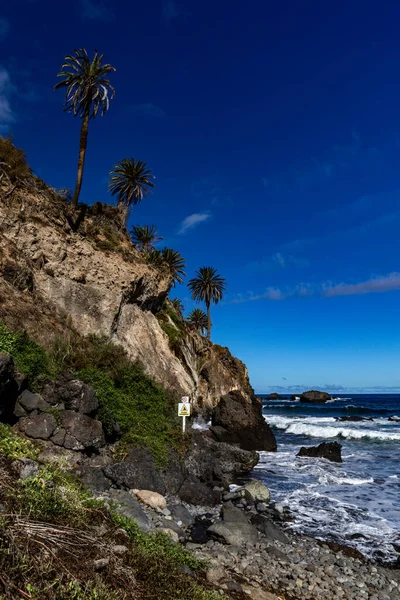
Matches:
[2,0,400,392]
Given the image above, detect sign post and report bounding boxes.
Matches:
[178,396,191,432]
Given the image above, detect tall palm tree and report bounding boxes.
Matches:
[109,158,155,224]
[161,248,186,287]
[188,267,226,340]
[171,298,185,313]
[54,48,116,206]
[131,224,162,253]
[187,308,208,335]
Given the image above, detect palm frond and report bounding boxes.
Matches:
[54,48,116,119]
[109,158,155,208]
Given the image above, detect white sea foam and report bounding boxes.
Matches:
[191,417,210,431]
[265,415,400,441]
[318,474,374,486]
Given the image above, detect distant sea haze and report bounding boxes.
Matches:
[254,393,400,562]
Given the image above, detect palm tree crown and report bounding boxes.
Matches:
[109,158,155,209]
[171,298,185,313]
[131,225,162,253]
[161,249,186,287]
[54,48,116,119]
[187,308,208,335]
[188,267,226,340]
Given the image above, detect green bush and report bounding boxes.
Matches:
[0,136,32,184]
[12,465,104,527]
[0,322,51,387]
[78,363,179,467]
[0,423,39,460]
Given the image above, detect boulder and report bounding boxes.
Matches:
[19,413,57,440]
[290,395,299,401]
[222,501,251,525]
[208,521,258,546]
[178,478,221,506]
[42,372,98,415]
[17,389,50,412]
[104,447,166,494]
[297,441,342,463]
[74,465,111,492]
[54,411,105,451]
[167,503,194,527]
[299,390,331,403]
[211,390,277,451]
[185,431,259,487]
[158,528,179,543]
[108,489,151,531]
[389,416,400,422]
[243,479,270,503]
[250,514,289,544]
[12,458,39,480]
[134,490,167,511]
[268,393,281,400]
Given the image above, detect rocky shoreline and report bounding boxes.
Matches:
[89,478,400,600]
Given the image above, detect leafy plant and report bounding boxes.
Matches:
[54,48,116,205]
[171,298,184,313]
[130,224,162,253]
[0,322,51,387]
[0,135,32,185]
[78,362,179,467]
[0,424,39,460]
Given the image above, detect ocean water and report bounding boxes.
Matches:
[254,394,400,562]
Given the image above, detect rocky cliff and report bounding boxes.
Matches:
[0,184,253,409]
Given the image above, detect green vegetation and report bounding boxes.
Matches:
[147,248,186,288]
[171,298,184,313]
[0,323,51,388]
[130,224,162,253]
[187,308,208,335]
[157,301,186,352]
[109,158,155,225]
[188,267,226,340]
[0,428,217,600]
[12,467,103,527]
[54,48,116,206]
[78,362,177,467]
[0,135,32,185]
[0,423,39,460]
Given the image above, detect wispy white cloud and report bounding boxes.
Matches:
[0,67,14,132]
[131,103,165,117]
[247,252,309,272]
[163,0,179,22]
[0,18,9,41]
[81,0,114,21]
[231,271,400,304]
[323,272,400,297]
[178,212,211,235]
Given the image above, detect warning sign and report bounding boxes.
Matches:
[178,403,191,417]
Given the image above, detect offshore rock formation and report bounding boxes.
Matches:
[0,189,253,409]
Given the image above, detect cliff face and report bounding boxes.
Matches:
[0,188,253,408]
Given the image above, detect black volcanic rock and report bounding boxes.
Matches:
[300,390,331,403]
[297,441,342,463]
[211,390,277,451]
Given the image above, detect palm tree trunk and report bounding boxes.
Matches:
[72,110,89,206]
[206,301,211,340]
